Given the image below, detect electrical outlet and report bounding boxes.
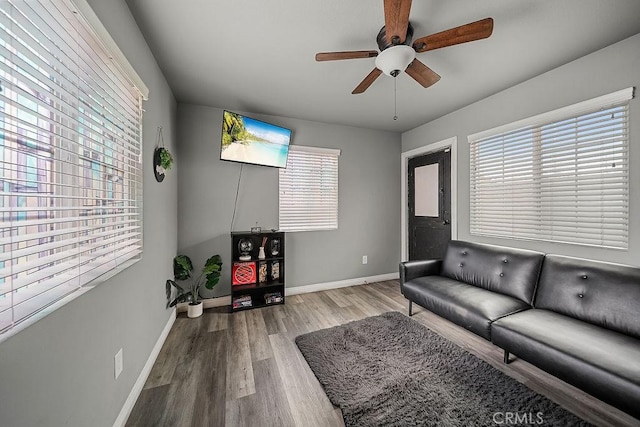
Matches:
[362,255,368,265]
[114,348,123,379]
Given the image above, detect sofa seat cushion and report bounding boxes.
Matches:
[401,275,531,340]
[492,309,640,418]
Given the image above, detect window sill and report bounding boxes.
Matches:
[0,257,140,345]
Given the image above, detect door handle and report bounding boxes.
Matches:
[443,219,450,225]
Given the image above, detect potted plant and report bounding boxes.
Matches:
[158,147,173,170]
[154,146,174,182]
[166,254,223,318]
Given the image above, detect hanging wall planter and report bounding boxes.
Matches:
[154,126,173,182]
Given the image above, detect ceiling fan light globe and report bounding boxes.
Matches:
[374,45,416,77]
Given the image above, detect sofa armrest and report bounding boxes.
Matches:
[399,259,442,284]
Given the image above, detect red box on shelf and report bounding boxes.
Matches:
[232,262,256,285]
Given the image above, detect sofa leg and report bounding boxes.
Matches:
[409,300,413,317]
[503,350,510,364]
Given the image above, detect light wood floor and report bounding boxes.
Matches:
[126,280,639,427]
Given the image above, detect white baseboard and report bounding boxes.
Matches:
[113,308,176,427]
[176,273,398,309]
[286,272,399,296]
[175,295,231,313]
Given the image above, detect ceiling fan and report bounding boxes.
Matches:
[316,0,494,94]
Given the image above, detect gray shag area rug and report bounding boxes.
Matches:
[295,311,591,427]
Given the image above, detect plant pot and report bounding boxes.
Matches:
[187,301,203,318]
[153,148,165,182]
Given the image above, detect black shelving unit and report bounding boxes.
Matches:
[230,231,285,312]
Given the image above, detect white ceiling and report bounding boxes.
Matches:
[126,0,640,133]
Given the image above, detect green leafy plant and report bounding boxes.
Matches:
[166,254,223,307]
[158,147,174,170]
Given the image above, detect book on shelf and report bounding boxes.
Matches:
[233,302,252,309]
[232,295,252,309]
[264,291,283,305]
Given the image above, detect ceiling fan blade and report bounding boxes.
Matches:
[315,51,379,61]
[352,68,383,94]
[413,17,494,53]
[405,59,441,88]
[384,0,412,45]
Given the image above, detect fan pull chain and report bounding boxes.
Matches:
[393,77,398,121]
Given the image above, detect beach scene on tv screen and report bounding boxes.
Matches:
[221,111,291,167]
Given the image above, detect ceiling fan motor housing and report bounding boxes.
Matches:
[376,22,414,51]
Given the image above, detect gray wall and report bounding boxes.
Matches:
[0,1,178,426]
[402,34,640,265]
[177,104,401,296]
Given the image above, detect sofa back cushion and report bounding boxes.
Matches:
[535,255,640,339]
[441,240,544,304]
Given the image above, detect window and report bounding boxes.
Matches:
[279,145,340,232]
[469,88,633,249]
[0,0,147,334]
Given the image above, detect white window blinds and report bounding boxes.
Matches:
[279,145,340,232]
[469,88,633,249]
[0,0,145,334]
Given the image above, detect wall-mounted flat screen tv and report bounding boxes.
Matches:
[220,110,292,168]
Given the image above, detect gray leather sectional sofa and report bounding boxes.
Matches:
[399,240,640,419]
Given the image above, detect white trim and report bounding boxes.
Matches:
[285,273,399,296]
[401,137,458,262]
[468,87,634,142]
[176,296,232,313]
[113,309,176,427]
[180,277,398,309]
[289,145,341,156]
[67,0,149,99]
